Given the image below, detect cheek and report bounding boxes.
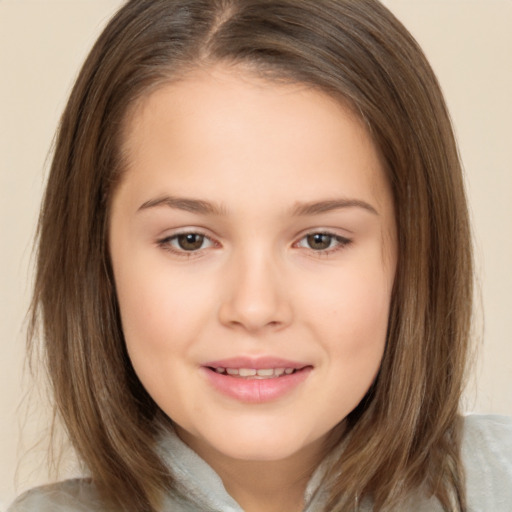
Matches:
[304,261,393,367]
[309,270,391,419]
[113,257,213,361]
[114,264,212,411]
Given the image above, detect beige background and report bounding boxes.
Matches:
[1,0,511,508]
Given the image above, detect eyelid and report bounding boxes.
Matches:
[155,227,352,257]
[156,228,220,257]
[293,229,352,254]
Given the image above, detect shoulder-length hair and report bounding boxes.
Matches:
[30,0,473,510]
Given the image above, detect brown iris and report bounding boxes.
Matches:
[306,233,333,250]
[177,233,205,251]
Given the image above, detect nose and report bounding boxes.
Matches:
[217,249,293,333]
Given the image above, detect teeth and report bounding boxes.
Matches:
[213,367,297,378]
[239,368,257,377]
[256,369,274,377]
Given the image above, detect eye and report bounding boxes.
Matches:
[295,232,351,252]
[158,232,216,253]
[175,233,208,251]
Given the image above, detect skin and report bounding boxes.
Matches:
[109,65,397,512]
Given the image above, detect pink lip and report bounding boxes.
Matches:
[201,356,312,404]
[203,356,308,370]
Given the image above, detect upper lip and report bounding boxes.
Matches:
[203,356,310,370]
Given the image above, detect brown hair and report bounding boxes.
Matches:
[30,0,473,510]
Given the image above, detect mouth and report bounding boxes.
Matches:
[207,366,304,379]
[201,358,312,403]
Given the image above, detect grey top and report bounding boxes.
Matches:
[8,415,512,511]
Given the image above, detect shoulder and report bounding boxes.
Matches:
[461,414,512,511]
[7,479,106,512]
[7,478,200,512]
[462,414,512,465]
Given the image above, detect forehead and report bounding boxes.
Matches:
[118,65,390,213]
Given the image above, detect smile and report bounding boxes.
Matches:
[201,358,312,403]
[211,367,297,379]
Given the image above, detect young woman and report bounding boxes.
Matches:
[9,1,512,511]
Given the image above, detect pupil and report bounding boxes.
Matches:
[307,233,332,250]
[178,234,204,251]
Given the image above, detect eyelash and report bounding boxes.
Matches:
[157,231,217,257]
[156,230,352,257]
[293,232,352,254]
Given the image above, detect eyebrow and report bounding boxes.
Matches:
[291,198,379,216]
[137,195,378,216]
[138,196,227,215]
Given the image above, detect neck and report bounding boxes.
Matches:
[175,428,330,512]
[215,448,322,512]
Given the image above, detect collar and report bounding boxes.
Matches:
[157,426,341,511]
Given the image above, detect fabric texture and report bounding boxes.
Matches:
[8,414,512,511]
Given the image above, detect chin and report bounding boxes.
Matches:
[206,427,320,462]
[219,442,302,462]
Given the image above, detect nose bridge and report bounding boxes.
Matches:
[218,242,292,332]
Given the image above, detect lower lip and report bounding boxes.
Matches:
[202,367,312,403]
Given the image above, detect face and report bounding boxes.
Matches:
[109,66,397,465]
